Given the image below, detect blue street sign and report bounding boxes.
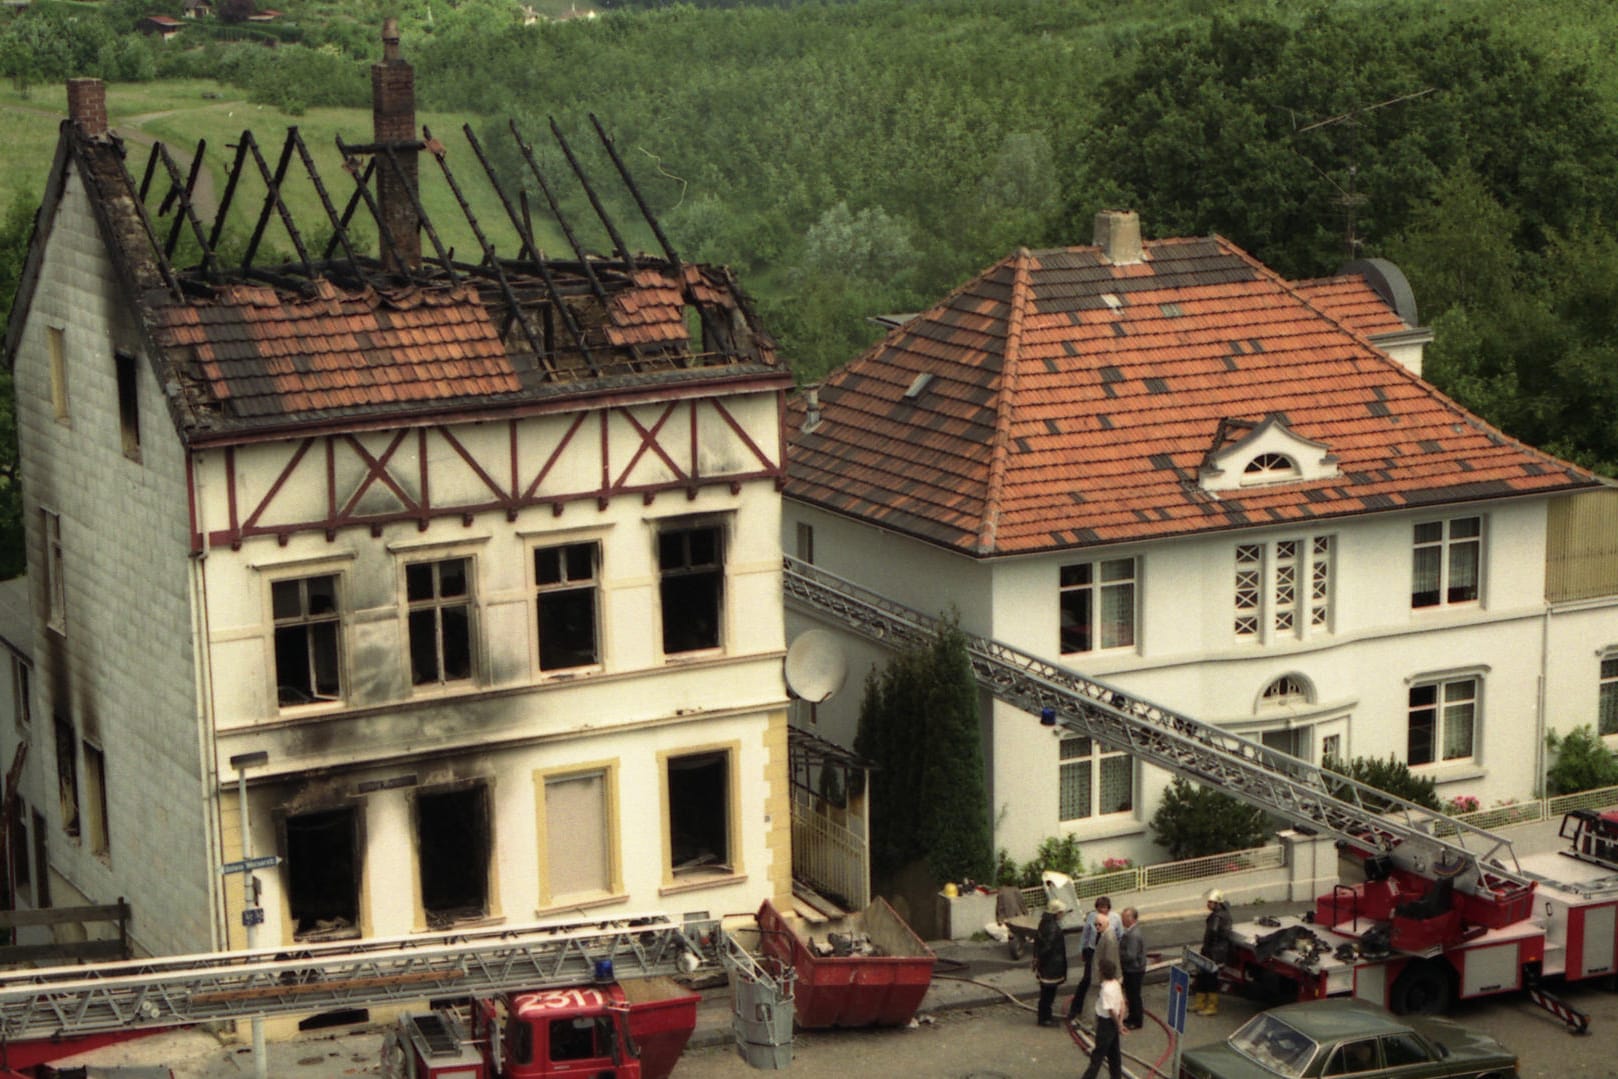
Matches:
[1168,965,1191,1035]
[241,907,265,927]
[220,854,281,875]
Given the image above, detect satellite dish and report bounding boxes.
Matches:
[784,630,847,703]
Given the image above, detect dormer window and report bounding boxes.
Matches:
[1242,453,1299,485]
[1260,675,1310,706]
[1199,416,1337,494]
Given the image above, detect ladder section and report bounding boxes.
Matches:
[783,556,1528,896]
[0,913,719,1043]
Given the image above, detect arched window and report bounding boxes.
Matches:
[1260,675,1310,707]
[1242,453,1299,484]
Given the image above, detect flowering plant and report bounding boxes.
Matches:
[1446,795,1480,814]
[1101,857,1134,872]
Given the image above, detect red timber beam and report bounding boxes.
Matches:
[194,397,786,550]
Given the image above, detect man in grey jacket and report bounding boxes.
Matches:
[1119,907,1146,1029]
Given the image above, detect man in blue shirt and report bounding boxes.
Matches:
[1066,895,1121,1022]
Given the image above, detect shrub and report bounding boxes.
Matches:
[1324,754,1441,812]
[1149,778,1270,861]
[1546,726,1618,796]
[992,835,1084,888]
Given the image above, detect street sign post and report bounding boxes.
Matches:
[219,854,281,875]
[1169,962,1191,1079]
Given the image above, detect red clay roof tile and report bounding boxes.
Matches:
[786,236,1602,556]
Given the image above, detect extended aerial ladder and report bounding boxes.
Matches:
[0,912,723,1047]
[782,556,1531,904]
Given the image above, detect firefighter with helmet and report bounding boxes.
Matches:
[1196,888,1232,1015]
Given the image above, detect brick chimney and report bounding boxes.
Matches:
[67,78,108,139]
[371,18,420,272]
[1093,209,1142,265]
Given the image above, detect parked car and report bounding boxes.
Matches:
[1180,999,1518,1079]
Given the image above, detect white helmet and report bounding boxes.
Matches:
[1205,888,1225,904]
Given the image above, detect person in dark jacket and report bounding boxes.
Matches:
[1066,895,1120,1021]
[1032,897,1069,1026]
[1119,907,1146,1029]
[1196,888,1232,1015]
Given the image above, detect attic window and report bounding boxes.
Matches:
[1260,675,1310,707]
[1242,453,1299,485]
[904,372,934,399]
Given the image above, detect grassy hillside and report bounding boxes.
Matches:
[0,79,546,263]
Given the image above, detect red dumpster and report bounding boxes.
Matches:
[755,898,935,1029]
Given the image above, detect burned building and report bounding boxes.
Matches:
[3,23,795,955]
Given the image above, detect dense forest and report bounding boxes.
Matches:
[5,0,1618,498]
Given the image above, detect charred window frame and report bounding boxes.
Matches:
[283,805,362,940]
[658,524,724,655]
[42,509,65,636]
[406,557,474,688]
[663,747,736,882]
[83,741,110,860]
[272,574,343,707]
[534,542,600,671]
[415,783,491,927]
[114,350,141,460]
[54,715,79,840]
[31,809,48,908]
[10,806,29,904]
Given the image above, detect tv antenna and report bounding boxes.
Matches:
[1287,87,1434,259]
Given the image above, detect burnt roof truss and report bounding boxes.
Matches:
[119,117,774,384]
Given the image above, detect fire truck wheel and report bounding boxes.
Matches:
[1389,959,1454,1015]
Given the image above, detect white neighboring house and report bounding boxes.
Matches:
[2,38,794,958]
[783,210,1618,868]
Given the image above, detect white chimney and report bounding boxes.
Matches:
[1094,210,1142,265]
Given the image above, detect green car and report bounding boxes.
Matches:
[1180,999,1518,1079]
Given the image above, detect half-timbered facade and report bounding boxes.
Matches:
[4,27,795,957]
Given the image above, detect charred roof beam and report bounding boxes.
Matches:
[239,129,315,278]
[587,113,727,363]
[422,125,549,373]
[333,138,420,286]
[339,133,461,287]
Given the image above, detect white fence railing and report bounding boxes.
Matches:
[1011,782,1618,911]
[791,789,870,910]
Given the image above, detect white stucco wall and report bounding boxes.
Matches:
[12,165,213,955]
[785,489,1618,869]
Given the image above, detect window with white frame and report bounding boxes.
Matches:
[1059,736,1132,821]
[272,575,343,706]
[1234,537,1333,640]
[406,558,473,687]
[1241,453,1299,485]
[1059,557,1136,654]
[1600,656,1618,737]
[535,542,600,671]
[1411,516,1481,608]
[1260,675,1310,706]
[1408,677,1477,766]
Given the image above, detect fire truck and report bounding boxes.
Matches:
[0,912,789,1078]
[783,556,1618,1034]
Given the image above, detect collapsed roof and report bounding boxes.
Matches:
[5,22,783,444]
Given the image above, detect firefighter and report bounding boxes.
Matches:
[1195,888,1232,1015]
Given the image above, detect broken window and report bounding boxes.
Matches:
[54,716,78,839]
[534,543,599,671]
[544,769,614,903]
[667,750,730,877]
[406,558,472,687]
[10,803,30,905]
[84,742,110,859]
[115,351,141,459]
[285,806,361,939]
[272,575,342,707]
[415,785,490,927]
[32,809,48,908]
[658,525,723,654]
